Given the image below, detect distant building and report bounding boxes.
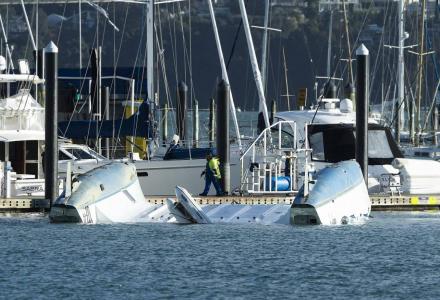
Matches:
[318,0,359,11]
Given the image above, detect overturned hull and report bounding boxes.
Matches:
[50,162,153,224]
[169,186,291,225]
[291,161,371,225]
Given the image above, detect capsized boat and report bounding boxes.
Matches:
[169,186,291,225]
[291,160,371,225]
[50,161,153,224]
[166,187,211,224]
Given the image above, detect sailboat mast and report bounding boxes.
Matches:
[282,47,290,111]
[342,0,353,87]
[396,0,405,145]
[20,0,36,51]
[147,0,154,100]
[79,0,82,72]
[261,0,270,92]
[326,9,333,78]
[207,0,242,150]
[0,14,14,70]
[238,0,270,129]
[415,0,426,147]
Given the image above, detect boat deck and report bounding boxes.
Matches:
[2,194,440,212]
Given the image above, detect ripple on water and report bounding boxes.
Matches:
[1,212,440,299]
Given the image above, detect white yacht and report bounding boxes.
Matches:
[275,98,440,196]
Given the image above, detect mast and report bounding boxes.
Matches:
[261,0,270,92]
[238,0,270,129]
[0,14,14,70]
[342,0,353,88]
[20,0,36,51]
[282,47,290,111]
[326,9,333,78]
[79,0,82,72]
[415,0,426,147]
[396,0,405,145]
[207,0,242,150]
[146,0,154,100]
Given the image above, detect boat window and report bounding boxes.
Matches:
[87,148,106,160]
[66,148,94,160]
[308,125,356,163]
[367,130,394,158]
[59,150,72,161]
[309,132,324,160]
[271,122,296,149]
[309,125,399,164]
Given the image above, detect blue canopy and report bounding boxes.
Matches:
[58,100,153,139]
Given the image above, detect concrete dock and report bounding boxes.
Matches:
[3,194,440,213]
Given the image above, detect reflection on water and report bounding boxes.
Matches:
[1,211,440,299]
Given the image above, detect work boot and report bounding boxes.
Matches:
[199,193,207,196]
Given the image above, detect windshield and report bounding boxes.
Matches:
[65,148,95,160]
[367,130,393,159]
[308,124,401,165]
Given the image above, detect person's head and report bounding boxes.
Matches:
[206,154,212,161]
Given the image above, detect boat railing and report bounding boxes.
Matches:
[239,120,312,195]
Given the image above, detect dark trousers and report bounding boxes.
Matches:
[202,173,223,195]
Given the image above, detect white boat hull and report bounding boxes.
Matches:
[50,162,155,224]
[291,161,371,225]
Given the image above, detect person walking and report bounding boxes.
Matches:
[199,151,223,196]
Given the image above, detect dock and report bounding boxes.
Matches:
[3,194,439,213]
[148,194,440,212]
[0,197,48,212]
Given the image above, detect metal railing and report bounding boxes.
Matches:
[240,120,312,195]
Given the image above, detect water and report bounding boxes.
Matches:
[1,212,440,299]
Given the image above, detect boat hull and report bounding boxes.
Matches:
[291,161,371,225]
[50,162,154,224]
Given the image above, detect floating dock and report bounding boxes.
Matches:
[3,194,439,213]
[0,197,48,212]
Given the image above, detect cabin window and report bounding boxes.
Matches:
[367,130,394,159]
[309,127,355,163]
[66,148,94,160]
[58,150,72,161]
[308,124,399,164]
[271,122,296,149]
[309,132,324,161]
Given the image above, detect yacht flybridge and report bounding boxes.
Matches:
[0,57,109,199]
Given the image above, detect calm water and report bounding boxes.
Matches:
[1,212,440,299]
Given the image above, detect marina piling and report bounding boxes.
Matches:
[36,49,45,106]
[395,100,400,145]
[177,81,187,142]
[162,103,168,146]
[217,80,230,195]
[344,83,355,108]
[193,100,199,148]
[209,98,215,147]
[434,106,438,146]
[90,47,102,120]
[44,41,58,209]
[325,81,337,99]
[102,86,110,158]
[270,100,277,124]
[356,44,369,183]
